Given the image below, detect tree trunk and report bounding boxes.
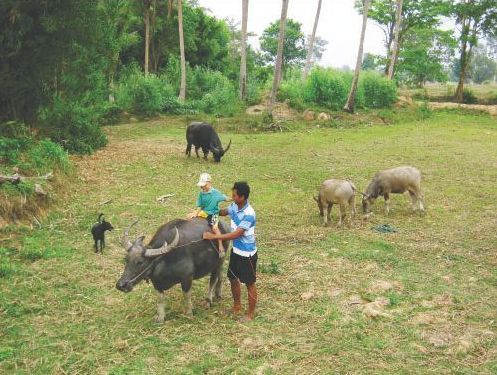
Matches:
[269,0,289,115]
[239,0,249,100]
[455,18,470,103]
[168,0,173,18]
[387,0,403,79]
[343,0,370,113]
[178,0,186,101]
[302,0,322,80]
[144,4,150,74]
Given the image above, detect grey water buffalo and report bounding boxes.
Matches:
[116,218,230,323]
[314,179,357,226]
[185,122,232,162]
[362,166,425,215]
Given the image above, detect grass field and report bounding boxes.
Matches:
[401,82,497,104]
[1,110,497,374]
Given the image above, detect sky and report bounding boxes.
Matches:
[197,0,387,69]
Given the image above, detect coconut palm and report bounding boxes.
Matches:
[178,0,186,101]
[303,0,322,80]
[343,0,370,113]
[387,0,403,79]
[239,0,249,100]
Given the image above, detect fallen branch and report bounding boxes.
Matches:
[0,171,53,185]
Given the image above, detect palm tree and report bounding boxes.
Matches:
[239,0,249,100]
[144,0,151,74]
[177,0,186,101]
[343,0,370,113]
[269,0,289,114]
[387,0,403,79]
[303,0,322,80]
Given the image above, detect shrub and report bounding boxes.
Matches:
[358,72,397,108]
[0,121,30,138]
[40,98,107,154]
[26,139,70,173]
[279,79,306,110]
[304,68,350,110]
[462,88,477,104]
[0,137,31,165]
[117,71,174,117]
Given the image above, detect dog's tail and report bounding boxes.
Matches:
[98,213,104,223]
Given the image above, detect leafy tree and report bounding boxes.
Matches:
[355,0,449,74]
[469,44,497,83]
[397,27,456,86]
[452,0,497,101]
[362,53,385,71]
[260,18,307,75]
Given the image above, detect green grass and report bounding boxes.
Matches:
[1,110,497,373]
[402,82,497,104]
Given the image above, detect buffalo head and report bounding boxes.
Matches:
[211,139,231,162]
[116,220,179,293]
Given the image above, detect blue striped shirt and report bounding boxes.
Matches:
[228,201,257,257]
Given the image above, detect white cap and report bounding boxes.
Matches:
[197,173,212,187]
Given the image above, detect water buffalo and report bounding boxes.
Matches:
[116,218,230,323]
[314,179,357,226]
[362,166,425,215]
[185,122,231,162]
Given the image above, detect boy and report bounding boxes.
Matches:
[203,181,257,322]
[188,173,228,257]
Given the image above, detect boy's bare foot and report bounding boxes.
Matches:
[225,307,242,317]
[219,249,226,258]
[238,314,254,323]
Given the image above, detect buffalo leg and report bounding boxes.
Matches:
[349,195,356,217]
[322,203,332,226]
[194,146,201,158]
[384,193,390,215]
[185,142,192,157]
[181,278,193,316]
[206,272,219,307]
[201,147,209,160]
[338,204,346,226]
[155,291,166,324]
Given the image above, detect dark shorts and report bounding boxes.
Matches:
[206,214,219,228]
[227,251,257,284]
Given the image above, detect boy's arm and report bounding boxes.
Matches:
[218,208,229,216]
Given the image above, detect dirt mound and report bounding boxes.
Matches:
[428,102,497,115]
[246,101,298,120]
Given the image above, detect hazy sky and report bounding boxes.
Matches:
[197,0,387,68]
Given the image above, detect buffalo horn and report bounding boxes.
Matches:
[123,220,138,250]
[360,192,369,198]
[224,139,232,154]
[144,227,180,257]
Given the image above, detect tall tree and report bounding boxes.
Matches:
[144,0,151,74]
[239,0,249,100]
[387,0,403,79]
[303,0,322,80]
[177,0,186,101]
[356,0,446,73]
[269,0,290,113]
[343,0,371,113]
[260,19,306,75]
[453,0,497,102]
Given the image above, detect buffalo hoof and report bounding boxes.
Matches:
[154,315,165,324]
[202,298,212,308]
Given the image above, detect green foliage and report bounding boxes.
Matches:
[0,137,31,166]
[26,139,70,173]
[279,69,397,110]
[462,88,478,104]
[260,19,307,73]
[397,27,456,86]
[0,121,30,138]
[117,69,175,116]
[40,98,108,154]
[305,68,351,110]
[0,260,16,279]
[359,72,398,109]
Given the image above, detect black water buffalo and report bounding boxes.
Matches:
[116,218,230,323]
[185,122,231,162]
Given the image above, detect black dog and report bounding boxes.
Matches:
[91,213,114,253]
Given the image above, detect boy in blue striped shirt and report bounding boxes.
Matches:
[203,181,257,322]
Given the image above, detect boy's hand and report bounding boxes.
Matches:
[203,232,216,240]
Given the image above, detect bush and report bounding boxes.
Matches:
[0,121,30,138]
[462,88,477,104]
[26,139,70,173]
[279,78,306,110]
[117,68,176,116]
[0,137,31,165]
[304,68,351,110]
[40,98,107,154]
[358,72,397,108]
